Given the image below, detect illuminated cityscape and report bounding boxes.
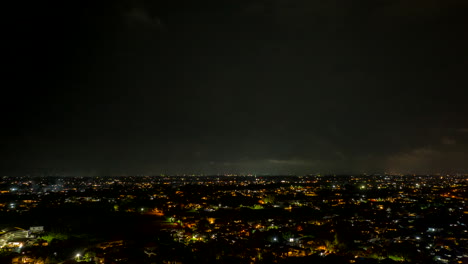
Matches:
[2,0,468,263]
[1,174,467,263]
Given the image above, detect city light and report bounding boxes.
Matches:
[0,174,466,263]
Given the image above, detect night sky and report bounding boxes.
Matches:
[3,0,468,176]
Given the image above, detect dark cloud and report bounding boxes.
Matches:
[441,137,456,146]
[2,0,468,175]
[384,146,468,175]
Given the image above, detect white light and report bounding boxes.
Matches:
[289,238,294,242]
[76,254,80,258]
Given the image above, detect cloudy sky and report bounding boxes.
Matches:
[2,0,468,175]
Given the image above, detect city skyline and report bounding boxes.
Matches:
[1,174,467,263]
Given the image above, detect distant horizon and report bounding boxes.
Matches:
[3,172,468,177]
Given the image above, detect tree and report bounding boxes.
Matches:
[83,251,96,262]
[41,232,69,243]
